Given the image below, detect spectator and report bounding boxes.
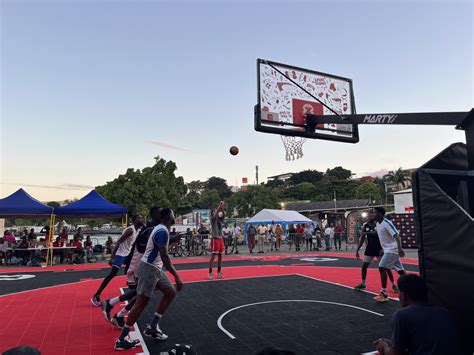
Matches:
[288,224,296,250]
[16,236,30,264]
[84,235,93,261]
[230,224,241,254]
[0,237,8,264]
[374,274,460,355]
[247,224,257,253]
[334,222,344,251]
[105,236,114,255]
[72,236,85,262]
[324,224,332,251]
[185,228,193,252]
[170,227,177,237]
[59,228,69,244]
[304,223,313,251]
[74,227,83,241]
[274,224,284,251]
[314,224,322,250]
[192,228,197,236]
[22,228,29,238]
[222,224,232,255]
[4,230,16,245]
[53,236,66,263]
[295,224,304,252]
[28,228,37,242]
[256,224,267,253]
[268,223,276,252]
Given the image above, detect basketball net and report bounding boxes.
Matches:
[281,135,306,161]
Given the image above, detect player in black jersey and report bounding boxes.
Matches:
[354,211,398,293]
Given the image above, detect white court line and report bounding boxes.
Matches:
[296,273,400,301]
[0,279,95,298]
[118,287,150,355]
[217,299,384,340]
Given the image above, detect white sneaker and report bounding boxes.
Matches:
[217,272,224,279]
[208,273,214,280]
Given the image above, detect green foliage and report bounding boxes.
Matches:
[46,201,61,208]
[384,168,411,189]
[281,182,316,200]
[205,177,232,199]
[326,166,352,180]
[96,156,187,217]
[226,185,280,218]
[197,189,221,210]
[289,170,324,185]
[355,181,382,203]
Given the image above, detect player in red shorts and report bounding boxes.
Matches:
[208,201,226,280]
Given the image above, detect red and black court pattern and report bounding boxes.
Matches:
[0,253,418,354]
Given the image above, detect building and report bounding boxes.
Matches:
[267,172,294,182]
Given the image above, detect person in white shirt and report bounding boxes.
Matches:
[373,207,406,303]
[230,224,241,254]
[256,224,267,253]
[324,224,334,251]
[91,215,144,307]
[222,225,232,255]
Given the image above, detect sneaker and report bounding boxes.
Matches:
[217,272,224,279]
[144,325,168,340]
[392,284,399,294]
[373,292,389,303]
[91,294,101,307]
[208,273,214,280]
[114,337,140,350]
[102,300,113,322]
[111,315,125,329]
[354,283,366,291]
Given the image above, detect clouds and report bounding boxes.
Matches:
[362,168,390,177]
[0,182,93,191]
[148,140,193,152]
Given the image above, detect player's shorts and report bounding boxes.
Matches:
[363,255,377,263]
[379,252,405,272]
[136,261,174,297]
[112,254,128,269]
[210,238,225,254]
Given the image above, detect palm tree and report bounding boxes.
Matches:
[384,168,412,190]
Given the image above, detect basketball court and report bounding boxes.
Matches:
[0,253,418,354]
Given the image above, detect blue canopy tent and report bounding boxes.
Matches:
[54,190,127,218]
[0,188,53,217]
[244,209,314,243]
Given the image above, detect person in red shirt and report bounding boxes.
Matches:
[53,236,66,263]
[295,224,304,251]
[72,236,85,261]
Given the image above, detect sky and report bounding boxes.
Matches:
[1,0,472,201]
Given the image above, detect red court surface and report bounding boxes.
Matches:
[0,254,416,355]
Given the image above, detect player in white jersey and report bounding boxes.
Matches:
[90,214,144,307]
[373,207,406,303]
[101,207,161,327]
[114,208,183,351]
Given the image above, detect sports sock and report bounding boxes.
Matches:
[117,307,127,317]
[149,312,162,329]
[381,288,387,295]
[109,296,120,306]
[119,325,131,341]
[361,280,366,286]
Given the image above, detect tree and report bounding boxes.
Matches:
[281,182,316,200]
[96,156,187,217]
[226,185,280,217]
[205,177,232,199]
[355,182,382,203]
[289,170,324,185]
[46,201,61,208]
[197,189,221,210]
[384,168,412,190]
[326,166,352,180]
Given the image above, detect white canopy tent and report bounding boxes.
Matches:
[244,209,314,243]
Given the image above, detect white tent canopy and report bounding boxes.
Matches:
[246,209,313,225]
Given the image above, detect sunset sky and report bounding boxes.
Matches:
[1,0,472,201]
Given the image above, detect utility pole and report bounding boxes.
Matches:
[255,165,259,185]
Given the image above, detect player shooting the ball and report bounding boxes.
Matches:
[208,201,226,279]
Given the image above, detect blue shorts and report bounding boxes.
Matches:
[112,255,128,269]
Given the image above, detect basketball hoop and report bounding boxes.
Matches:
[281,135,306,161]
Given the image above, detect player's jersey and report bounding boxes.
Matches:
[116,226,139,257]
[211,217,223,238]
[376,218,399,254]
[141,224,170,270]
[362,222,382,256]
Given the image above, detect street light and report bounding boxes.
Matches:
[361,212,368,218]
[280,202,286,209]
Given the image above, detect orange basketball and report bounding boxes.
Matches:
[229,146,239,156]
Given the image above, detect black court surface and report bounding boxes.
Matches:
[138,275,398,355]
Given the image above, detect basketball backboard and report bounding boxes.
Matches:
[255,59,359,143]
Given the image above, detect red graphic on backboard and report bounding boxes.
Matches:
[292,99,324,128]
